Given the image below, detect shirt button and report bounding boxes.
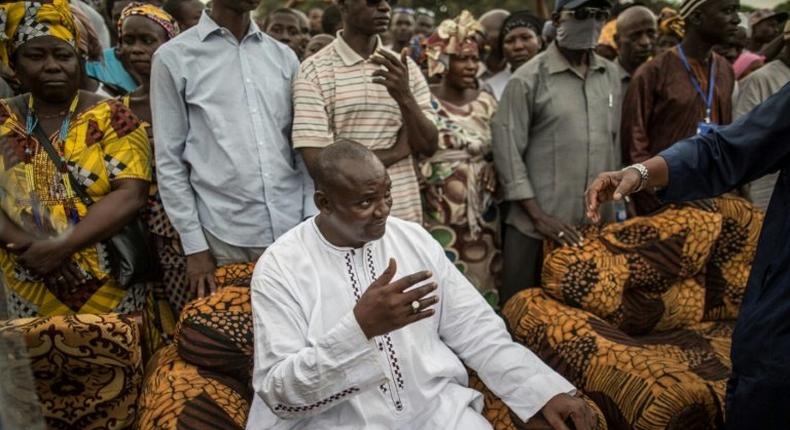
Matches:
[245,78,252,84]
[251,108,258,113]
[258,141,264,146]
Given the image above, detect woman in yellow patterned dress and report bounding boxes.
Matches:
[422,12,502,306]
[0,1,152,319]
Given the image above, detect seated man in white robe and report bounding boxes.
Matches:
[248,140,595,430]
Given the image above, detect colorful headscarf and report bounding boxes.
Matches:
[0,0,79,65]
[424,10,483,77]
[70,3,102,61]
[658,7,685,40]
[118,2,179,41]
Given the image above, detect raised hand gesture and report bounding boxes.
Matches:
[354,258,438,339]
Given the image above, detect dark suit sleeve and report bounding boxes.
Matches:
[659,83,790,203]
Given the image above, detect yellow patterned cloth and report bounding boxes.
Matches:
[0,313,144,430]
[0,0,79,65]
[0,97,151,317]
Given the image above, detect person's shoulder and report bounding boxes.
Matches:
[384,217,438,249]
[511,52,547,81]
[252,220,314,277]
[299,40,340,76]
[157,26,201,54]
[739,60,784,91]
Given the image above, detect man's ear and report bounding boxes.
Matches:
[314,190,331,214]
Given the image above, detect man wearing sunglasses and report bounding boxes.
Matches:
[621,0,739,215]
[292,0,438,225]
[492,0,622,305]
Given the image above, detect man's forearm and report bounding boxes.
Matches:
[398,97,438,157]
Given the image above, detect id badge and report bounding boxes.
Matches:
[697,122,718,135]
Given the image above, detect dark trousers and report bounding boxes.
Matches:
[501,225,544,308]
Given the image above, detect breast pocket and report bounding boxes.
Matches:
[260,68,294,129]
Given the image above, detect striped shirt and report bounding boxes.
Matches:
[293,33,434,223]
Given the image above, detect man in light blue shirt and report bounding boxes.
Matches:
[151,0,314,297]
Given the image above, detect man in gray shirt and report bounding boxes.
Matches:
[734,20,790,210]
[492,0,621,305]
[151,0,314,298]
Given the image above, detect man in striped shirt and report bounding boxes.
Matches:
[292,0,438,224]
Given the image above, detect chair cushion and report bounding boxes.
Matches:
[175,264,255,383]
[503,289,730,430]
[0,314,143,430]
[697,196,764,321]
[541,206,723,335]
[137,344,251,430]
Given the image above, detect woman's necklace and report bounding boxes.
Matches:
[25,93,82,227]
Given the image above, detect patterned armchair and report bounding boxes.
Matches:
[503,197,764,430]
[137,264,607,430]
[0,313,144,430]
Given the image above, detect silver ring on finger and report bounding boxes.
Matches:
[57,276,66,282]
[558,231,566,238]
[411,300,420,314]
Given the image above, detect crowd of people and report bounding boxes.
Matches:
[0,0,787,427]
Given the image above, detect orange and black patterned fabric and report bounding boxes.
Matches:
[501,197,763,430]
[0,313,143,430]
[137,344,251,430]
[504,289,731,430]
[541,202,749,335]
[695,197,764,321]
[138,264,256,430]
[175,264,255,383]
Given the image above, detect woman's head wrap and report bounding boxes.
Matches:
[597,19,617,50]
[658,7,685,40]
[499,10,544,53]
[0,0,79,65]
[70,3,102,61]
[118,2,179,41]
[424,10,483,77]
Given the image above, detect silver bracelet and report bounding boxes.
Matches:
[622,163,649,193]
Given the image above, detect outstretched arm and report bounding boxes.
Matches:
[587,84,790,221]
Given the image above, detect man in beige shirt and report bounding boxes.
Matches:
[492,0,622,305]
[292,0,438,224]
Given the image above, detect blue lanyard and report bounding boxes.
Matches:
[676,44,716,123]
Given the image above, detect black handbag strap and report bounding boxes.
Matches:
[10,95,94,207]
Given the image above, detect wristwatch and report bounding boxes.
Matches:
[622,163,649,193]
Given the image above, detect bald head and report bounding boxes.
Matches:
[480,9,511,60]
[616,6,656,34]
[480,9,510,27]
[615,5,657,74]
[315,140,386,193]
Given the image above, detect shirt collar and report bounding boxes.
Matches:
[546,41,606,75]
[334,31,384,66]
[197,10,264,42]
